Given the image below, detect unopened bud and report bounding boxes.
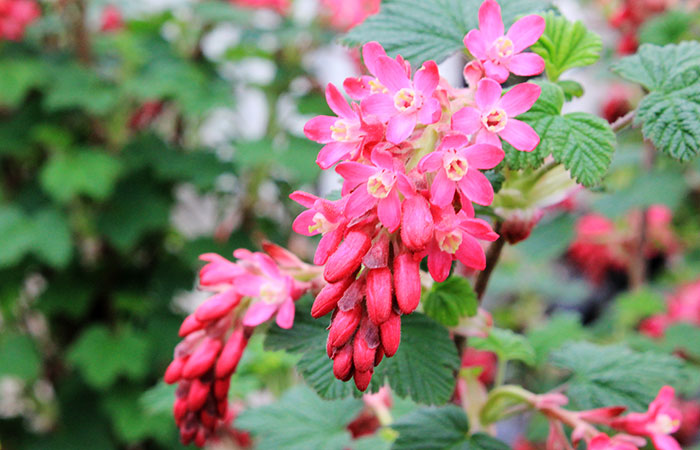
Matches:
[394,251,421,314]
[380,312,401,357]
[333,344,354,380]
[324,229,372,283]
[182,338,222,379]
[214,329,248,378]
[366,267,393,325]
[354,369,373,391]
[312,276,354,318]
[400,195,434,251]
[328,305,362,349]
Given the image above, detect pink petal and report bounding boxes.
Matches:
[461,217,499,241]
[651,434,682,450]
[255,253,280,278]
[463,60,485,87]
[463,143,504,169]
[439,134,470,151]
[292,210,318,236]
[375,56,411,92]
[418,97,442,125]
[317,141,358,169]
[506,53,545,77]
[234,273,264,297]
[483,60,510,83]
[478,0,504,43]
[464,29,488,60]
[430,169,457,207]
[345,186,376,218]
[361,93,397,121]
[315,227,343,265]
[378,188,401,232]
[386,113,417,144]
[275,299,295,329]
[458,169,494,205]
[370,147,395,170]
[243,301,278,327]
[343,76,370,100]
[304,115,336,143]
[289,190,318,208]
[475,78,502,111]
[452,107,481,135]
[428,247,452,282]
[325,83,355,119]
[414,61,439,97]
[458,191,475,217]
[506,14,545,53]
[362,41,388,76]
[649,386,675,414]
[419,151,443,173]
[396,173,415,197]
[499,118,539,151]
[475,128,502,147]
[336,161,376,183]
[499,82,541,117]
[455,233,486,270]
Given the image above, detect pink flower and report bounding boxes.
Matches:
[463,0,545,83]
[344,41,411,101]
[320,0,380,31]
[304,83,382,169]
[452,78,541,151]
[588,433,640,450]
[418,134,503,208]
[426,208,499,282]
[100,5,123,32]
[611,386,683,450]
[231,0,289,14]
[0,0,40,40]
[336,148,414,232]
[361,55,442,144]
[290,191,347,265]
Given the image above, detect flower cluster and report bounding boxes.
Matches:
[0,0,39,41]
[295,0,543,391]
[607,0,672,54]
[640,278,700,338]
[568,205,679,285]
[163,243,316,446]
[320,0,381,31]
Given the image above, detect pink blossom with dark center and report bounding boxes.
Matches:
[452,78,541,151]
[463,0,545,83]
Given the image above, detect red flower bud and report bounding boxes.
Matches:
[328,305,362,349]
[354,369,373,391]
[213,378,230,400]
[214,328,248,378]
[380,312,401,357]
[374,346,384,366]
[363,232,390,268]
[179,314,204,337]
[337,276,366,311]
[394,252,421,314]
[187,378,211,411]
[324,229,372,283]
[182,338,222,379]
[401,195,434,251]
[312,276,354,318]
[173,397,188,422]
[353,319,379,372]
[366,267,393,325]
[333,343,354,380]
[195,290,242,322]
[164,357,186,384]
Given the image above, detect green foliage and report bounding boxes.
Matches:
[505,81,615,186]
[265,300,460,404]
[550,342,688,411]
[67,326,150,389]
[665,323,700,360]
[343,0,550,67]
[526,313,585,366]
[531,12,602,81]
[391,405,510,449]
[45,64,119,115]
[612,289,666,330]
[237,385,364,450]
[423,276,478,326]
[471,328,535,366]
[613,42,700,161]
[0,58,47,107]
[0,333,42,381]
[40,149,122,202]
[0,206,72,268]
[639,11,697,45]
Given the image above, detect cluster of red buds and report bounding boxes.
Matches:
[607,0,672,54]
[568,205,679,284]
[294,0,545,390]
[164,243,318,446]
[0,0,39,41]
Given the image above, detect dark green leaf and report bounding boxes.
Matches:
[0,333,41,381]
[45,64,118,115]
[526,313,585,366]
[424,276,478,326]
[40,149,122,203]
[0,59,46,107]
[639,11,696,46]
[471,328,535,366]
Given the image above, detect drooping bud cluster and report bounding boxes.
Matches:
[640,278,700,338]
[164,243,316,446]
[0,0,39,41]
[294,0,545,390]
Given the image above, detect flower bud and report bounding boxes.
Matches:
[173,397,188,422]
[182,338,222,379]
[324,229,373,283]
[363,232,390,269]
[353,319,379,372]
[164,357,186,384]
[312,276,354,318]
[179,314,204,337]
[354,369,373,391]
[400,195,434,251]
[394,251,421,314]
[187,378,211,411]
[380,312,401,357]
[332,344,354,380]
[328,305,362,349]
[374,346,384,366]
[195,290,241,322]
[214,328,248,378]
[366,268,393,325]
[337,276,366,311]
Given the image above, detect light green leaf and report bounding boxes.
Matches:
[0,206,34,267]
[424,276,478,327]
[40,149,122,203]
[526,313,585,366]
[0,59,47,107]
[639,11,696,46]
[236,385,364,450]
[612,41,700,91]
[530,12,602,81]
[471,328,535,366]
[343,0,551,67]
[551,342,687,411]
[32,208,73,268]
[0,333,42,381]
[665,323,700,360]
[45,64,119,115]
[613,289,666,330]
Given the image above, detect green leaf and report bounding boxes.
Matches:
[36,276,94,320]
[612,41,700,92]
[102,386,175,445]
[526,313,585,366]
[40,149,122,203]
[639,10,696,46]
[557,79,584,100]
[0,59,47,107]
[0,206,34,267]
[424,276,478,326]
[391,405,509,450]
[31,208,73,268]
[471,328,535,366]
[550,342,688,411]
[612,289,665,330]
[505,81,615,185]
[67,325,150,389]
[343,0,551,67]
[45,64,118,115]
[236,385,364,450]
[0,333,41,381]
[265,301,460,404]
[664,323,700,360]
[530,12,602,81]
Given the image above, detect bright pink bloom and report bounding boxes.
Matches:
[463,0,545,83]
[100,5,123,32]
[588,433,640,450]
[452,78,540,151]
[304,83,382,169]
[361,56,442,144]
[336,149,414,232]
[290,191,347,265]
[419,134,503,208]
[0,0,40,40]
[344,41,411,101]
[231,0,289,14]
[320,0,380,31]
[426,208,499,282]
[611,386,682,450]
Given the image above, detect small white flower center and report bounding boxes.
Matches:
[394,88,418,112]
[647,414,680,435]
[491,36,514,59]
[437,229,462,253]
[367,170,396,199]
[308,212,336,234]
[482,108,508,133]
[259,280,285,304]
[369,79,388,94]
[330,119,360,142]
[443,150,469,181]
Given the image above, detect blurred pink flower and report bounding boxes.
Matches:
[320,0,380,31]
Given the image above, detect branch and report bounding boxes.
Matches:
[610,110,635,133]
[474,222,505,301]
